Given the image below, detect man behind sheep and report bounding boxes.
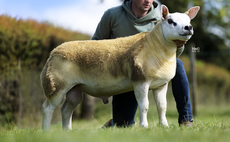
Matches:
[91,0,193,127]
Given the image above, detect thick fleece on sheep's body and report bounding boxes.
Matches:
[40,21,177,97]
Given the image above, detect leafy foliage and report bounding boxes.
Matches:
[0,15,90,73]
[0,15,90,126]
[181,56,230,104]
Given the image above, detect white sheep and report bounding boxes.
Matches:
[40,5,200,130]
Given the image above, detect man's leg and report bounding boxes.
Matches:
[172,58,193,125]
[112,91,138,127]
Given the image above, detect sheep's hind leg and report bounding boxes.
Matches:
[42,91,65,131]
[61,86,83,130]
[42,99,53,130]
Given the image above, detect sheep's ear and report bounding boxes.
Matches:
[161,5,169,19]
[185,6,200,20]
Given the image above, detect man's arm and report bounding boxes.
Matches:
[91,10,112,40]
[176,46,185,57]
[174,40,186,57]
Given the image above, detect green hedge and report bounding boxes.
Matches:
[180,56,230,104]
[0,15,90,73]
[0,15,90,125]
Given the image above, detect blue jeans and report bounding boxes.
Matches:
[112,58,193,126]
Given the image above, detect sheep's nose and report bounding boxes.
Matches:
[184,25,193,31]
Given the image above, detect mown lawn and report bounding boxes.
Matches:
[0,105,229,142]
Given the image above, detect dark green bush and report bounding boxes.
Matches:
[0,15,90,72]
[0,15,90,126]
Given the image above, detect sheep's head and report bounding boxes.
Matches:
[161,5,200,43]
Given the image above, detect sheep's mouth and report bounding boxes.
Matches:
[179,32,193,36]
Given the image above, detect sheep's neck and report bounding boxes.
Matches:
[134,21,177,79]
[147,21,177,58]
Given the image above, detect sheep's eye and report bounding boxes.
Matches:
[168,19,173,24]
[168,19,177,26]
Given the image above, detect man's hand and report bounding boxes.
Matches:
[173,40,188,48]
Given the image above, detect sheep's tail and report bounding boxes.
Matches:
[40,57,56,97]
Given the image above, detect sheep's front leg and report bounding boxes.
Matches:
[152,83,169,127]
[133,82,151,128]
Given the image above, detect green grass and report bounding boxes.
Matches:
[0,105,229,142]
[0,121,229,142]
